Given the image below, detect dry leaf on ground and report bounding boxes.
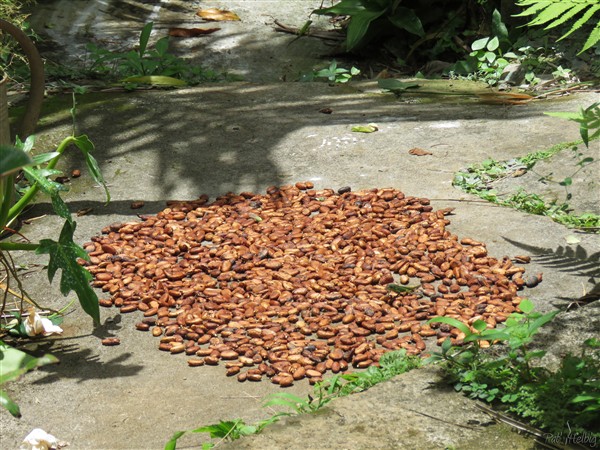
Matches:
[169,27,221,37]
[477,92,533,105]
[197,8,240,21]
[408,147,433,156]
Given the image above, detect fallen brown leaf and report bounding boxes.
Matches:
[477,92,533,105]
[76,208,94,217]
[169,27,221,37]
[130,201,145,209]
[408,147,433,156]
[197,8,240,21]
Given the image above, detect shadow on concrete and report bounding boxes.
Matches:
[25,83,557,211]
[32,345,144,384]
[503,236,599,306]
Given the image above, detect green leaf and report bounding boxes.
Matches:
[528,2,579,27]
[556,4,600,42]
[527,309,560,336]
[313,0,367,17]
[484,51,496,63]
[351,124,379,133]
[31,152,60,165]
[580,20,600,53]
[388,7,424,37]
[478,329,510,342]
[491,9,509,43]
[22,166,71,221]
[0,145,33,177]
[13,135,35,154]
[377,79,420,93]
[164,431,186,450]
[191,421,243,439]
[121,75,187,86]
[36,221,100,324]
[571,394,600,404]
[584,338,600,349]
[0,390,21,417]
[345,9,386,50]
[263,392,310,413]
[0,343,59,385]
[155,37,169,57]
[544,3,588,29]
[138,22,153,57]
[517,299,534,314]
[472,320,488,333]
[71,135,110,204]
[487,36,500,52]
[472,37,490,51]
[515,1,553,18]
[428,317,471,336]
[441,336,452,353]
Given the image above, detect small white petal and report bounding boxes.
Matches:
[24,313,44,337]
[40,318,63,336]
[20,428,59,450]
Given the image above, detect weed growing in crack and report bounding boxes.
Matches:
[164,349,421,449]
[426,300,600,438]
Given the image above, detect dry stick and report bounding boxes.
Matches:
[474,404,582,450]
[273,20,344,41]
[406,408,478,430]
[0,254,10,317]
[533,83,600,100]
[0,250,50,317]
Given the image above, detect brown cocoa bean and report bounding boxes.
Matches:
[101,337,120,346]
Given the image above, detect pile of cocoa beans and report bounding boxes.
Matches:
[83,184,535,387]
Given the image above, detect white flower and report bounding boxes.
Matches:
[20,428,59,450]
[24,309,63,337]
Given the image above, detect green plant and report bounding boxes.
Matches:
[515,0,600,54]
[165,349,421,449]
[426,300,600,437]
[0,338,57,417]
[301,60,361,83]
[545,102,600,148]
[0,98,109,414]
[453,137,600,231]
[0,0,37,69]
[312,0,425,52]
[85,22,222,86]
[164,416,282,450]
[447,9,536,86]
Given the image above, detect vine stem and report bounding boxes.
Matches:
[6,135,76,225]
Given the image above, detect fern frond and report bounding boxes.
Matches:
[529,2,581,27]
[580,20,600,53]
[515,1,553,18]
[545,4,588,29]
[516,0,600,54]
[557,4,600,40]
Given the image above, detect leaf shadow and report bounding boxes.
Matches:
[503,237,599,306]
[31,341,144,384]
[23,315,143,384]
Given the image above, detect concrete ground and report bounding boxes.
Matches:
[2,0,599,448]
[2,83,598,450]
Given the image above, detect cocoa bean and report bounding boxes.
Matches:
[101,338,120,346]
